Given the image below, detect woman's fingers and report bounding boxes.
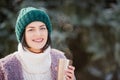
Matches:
[65,66,75,80]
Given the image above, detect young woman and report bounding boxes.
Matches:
[0,7,75,80]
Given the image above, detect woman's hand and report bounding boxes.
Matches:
[65,66,75,80]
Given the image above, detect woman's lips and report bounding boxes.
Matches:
[33,38,44,43]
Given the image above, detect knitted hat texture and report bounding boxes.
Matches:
[15,7,52,42]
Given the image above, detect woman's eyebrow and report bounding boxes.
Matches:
[26,26,35,29]
[40,24,46,27]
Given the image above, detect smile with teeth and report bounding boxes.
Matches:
[33,38,44,43]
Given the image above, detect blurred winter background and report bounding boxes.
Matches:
[0,0,120,80]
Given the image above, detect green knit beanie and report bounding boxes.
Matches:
[15,7,52,42]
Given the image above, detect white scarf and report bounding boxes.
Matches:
[16,43,51,74]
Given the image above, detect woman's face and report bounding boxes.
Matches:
[25,21,48,53]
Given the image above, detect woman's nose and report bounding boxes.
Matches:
[35,30,42,35]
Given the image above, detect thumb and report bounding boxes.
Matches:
[55,67,58,71]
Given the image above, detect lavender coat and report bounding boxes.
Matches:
[0,49,66,80]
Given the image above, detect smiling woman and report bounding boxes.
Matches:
[25,21,48,53]
[0,7,75,80]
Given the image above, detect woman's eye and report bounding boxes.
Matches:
[40,27,46,30]
[28,29,34,31]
